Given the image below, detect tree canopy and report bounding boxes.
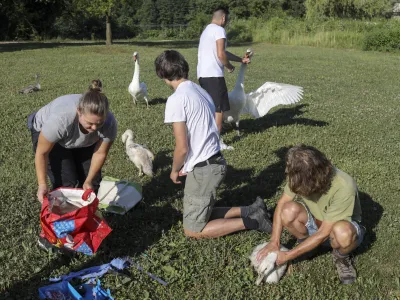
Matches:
[0,0,394,41]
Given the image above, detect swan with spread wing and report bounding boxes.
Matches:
[224,49,303,138]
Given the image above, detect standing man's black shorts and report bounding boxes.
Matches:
[199,77,230,113]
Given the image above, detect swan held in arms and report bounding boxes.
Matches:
[128,52,150,108]
[249,242,289,284]
[224,49,303,137]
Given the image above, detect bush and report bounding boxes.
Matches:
[184,12,209,39]
[54,13,104,40]
[363,21,400,52]
[227,19,253,42]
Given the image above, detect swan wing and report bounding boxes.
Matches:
[243,82,303,118]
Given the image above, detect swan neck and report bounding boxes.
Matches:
[234,64,246,90]
[133,60,140,82]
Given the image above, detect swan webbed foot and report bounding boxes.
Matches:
[220,138,234,151]
[236,129,242,137]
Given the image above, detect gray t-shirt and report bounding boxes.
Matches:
[33,94,117,149]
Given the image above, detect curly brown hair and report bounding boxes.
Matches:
[285,144,334,198]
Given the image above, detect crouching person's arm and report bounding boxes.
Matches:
[170,122,188,184]
[257,192,294,261]
[277,220,334,265]
[84,140,113,190]
[35,133,55,203]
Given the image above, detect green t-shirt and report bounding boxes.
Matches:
[283,168,361,222]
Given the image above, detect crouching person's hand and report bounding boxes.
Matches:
[257,241,280,262]
[83,181,93,191]
[37,183,48,203]
[170,170,182,184]
[276,251,289,266]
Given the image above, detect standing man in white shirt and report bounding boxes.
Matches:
[197,7,250,149]
[155,50,272,239]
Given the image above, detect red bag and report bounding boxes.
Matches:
[40,188,112,255]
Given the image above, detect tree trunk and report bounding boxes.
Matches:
[106,13,112,46]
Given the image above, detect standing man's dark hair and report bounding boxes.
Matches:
[212,6,229,16]
[197,5,250,150]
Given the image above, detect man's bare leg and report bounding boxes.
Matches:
[210,207,241,220]
[184,218,246,238]
[215,112,223,133]
[184,197,272,238]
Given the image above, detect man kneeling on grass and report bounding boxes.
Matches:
[155,50,272,238]
[257,144,365,284]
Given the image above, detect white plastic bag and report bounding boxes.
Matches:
[97,176,142,214]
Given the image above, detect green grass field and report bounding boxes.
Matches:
[0,41,399,299]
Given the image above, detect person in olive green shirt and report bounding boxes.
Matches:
[256,144,365,284]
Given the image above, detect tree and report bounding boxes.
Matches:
[156,0,174,26]
[0,0,66,40]
[282,0,306,17]
[137,0,158,25]
[173,0,189,25]
[305,0,392,19]
[74,0,120,45]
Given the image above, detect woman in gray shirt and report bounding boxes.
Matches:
[27,80,117,202]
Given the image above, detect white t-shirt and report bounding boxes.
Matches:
[164,81,220,173]
[197,24,227,79]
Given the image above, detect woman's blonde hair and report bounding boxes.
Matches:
[78,79,109,118]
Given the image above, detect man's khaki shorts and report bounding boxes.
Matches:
[183,158,226,232]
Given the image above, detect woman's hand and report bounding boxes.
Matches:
[83,181,93,191]
[256,241,280,262]
[37,183,48,203]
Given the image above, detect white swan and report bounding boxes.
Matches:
[19,73,41,94]
[249,242,289,284]
[128,52,149,108]
[122,129,154,177]
[224,49,303,137]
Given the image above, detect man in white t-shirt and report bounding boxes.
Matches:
[155,50,272,238]
[197,7,250,143]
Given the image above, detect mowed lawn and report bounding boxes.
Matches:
[0,41,399,299]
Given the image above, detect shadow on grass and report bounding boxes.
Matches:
[218,146,289,209]
[149,97,167,106]
[225,104,328,136]
[355,191,383,255]
[0,41,105,53]
[0,40,254,53]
